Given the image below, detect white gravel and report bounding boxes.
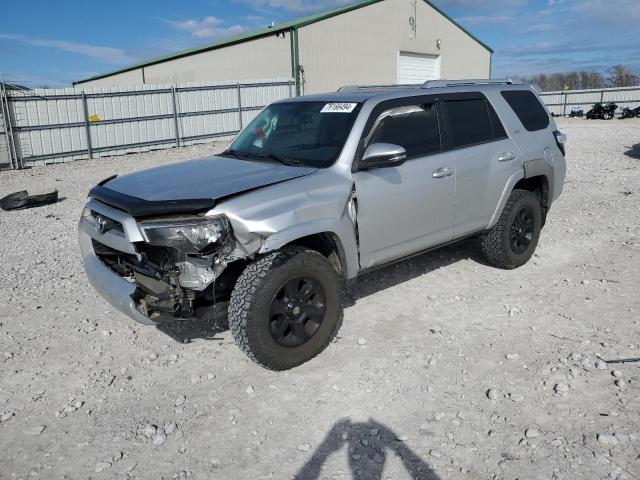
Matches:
[1,119,639,479]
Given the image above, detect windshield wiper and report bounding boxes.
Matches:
[262,153,303,167]
[222,149,303,167]
[221,149,248,159]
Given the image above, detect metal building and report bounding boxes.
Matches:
[74,0,492,95]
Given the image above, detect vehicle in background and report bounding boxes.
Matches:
[586,102,618,120]
[619,106,640,119]
[569,107,584,118]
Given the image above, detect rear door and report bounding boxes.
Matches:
[440,93,522,237]
[353,96,455,269]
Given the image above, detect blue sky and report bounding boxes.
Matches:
[1,0,639,87]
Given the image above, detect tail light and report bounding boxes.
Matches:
[553,130,566,156]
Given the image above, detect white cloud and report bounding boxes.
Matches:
[170,16,247,39]
[0,34,136,65]
[240,0,355,14]
[573,0,640,24]
[456,12,515,25]
[435,0,527,7]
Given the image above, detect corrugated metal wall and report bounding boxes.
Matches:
[6,78,293,168]
[540,86,640,116]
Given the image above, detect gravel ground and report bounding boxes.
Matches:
[0,119,639,480]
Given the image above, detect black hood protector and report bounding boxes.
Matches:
[89,185,218,218]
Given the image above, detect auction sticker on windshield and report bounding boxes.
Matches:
[321,103,358,113]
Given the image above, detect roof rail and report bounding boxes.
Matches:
[421,78,523,89]
[337,84,418,93]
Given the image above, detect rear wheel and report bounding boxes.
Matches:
[229,246,343,370]
[480,189,542,269]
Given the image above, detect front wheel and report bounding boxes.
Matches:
[229,246,343,370]
[480,189,542,269]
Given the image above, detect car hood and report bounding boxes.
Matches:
[103,156,318,202]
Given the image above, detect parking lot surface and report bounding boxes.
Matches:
[1,119,639,479]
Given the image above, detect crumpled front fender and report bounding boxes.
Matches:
[209,169,360,279]
[258,218,359,279]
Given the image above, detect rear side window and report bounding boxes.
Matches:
[443,98,495,148]
[365,103,441,158]
[501,90,550,131]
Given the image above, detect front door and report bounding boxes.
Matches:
[353,99,455,270]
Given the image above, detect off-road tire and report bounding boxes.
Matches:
[229,246,344,370]
[480,189,542,270]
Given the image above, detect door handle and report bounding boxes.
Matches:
[432,167,454,179]
[498,152,517,162]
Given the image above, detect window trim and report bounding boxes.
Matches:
[353,95,445,172]
[439,92,510,151]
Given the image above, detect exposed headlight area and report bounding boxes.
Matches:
[140,215,230,255]
[89,212,240,322]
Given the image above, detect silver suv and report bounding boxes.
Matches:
[79,79,566,370]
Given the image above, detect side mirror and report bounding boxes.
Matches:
[360,143,407,170]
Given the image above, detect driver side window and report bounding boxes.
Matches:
[364,103,441,159]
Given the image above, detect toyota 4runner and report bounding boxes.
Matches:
[78,79,566,370]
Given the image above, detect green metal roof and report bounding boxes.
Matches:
[74,0,493,85]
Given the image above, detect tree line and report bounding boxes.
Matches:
[522,65,639,92]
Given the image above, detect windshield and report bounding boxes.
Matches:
[226,101,362,168]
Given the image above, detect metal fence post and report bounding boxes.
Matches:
[236,83,243,131]
[600,90,605,104]
[563,92,568,116]
[171,86,181,147]
[81,92,93,159]
[288,80,293,98]
[1,82,20,170]
[0,82,12,169]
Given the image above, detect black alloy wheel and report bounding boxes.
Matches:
[268,276,326,348]
[480,189,542,270]
[509,207,535,255]
[229,246,344,370]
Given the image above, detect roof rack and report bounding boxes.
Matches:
[421,78,523,89]
[337,84,418,93]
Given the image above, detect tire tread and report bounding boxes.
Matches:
[229,246,344,370]
[481,189,540,270]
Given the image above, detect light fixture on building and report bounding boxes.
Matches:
[436,38,442,50]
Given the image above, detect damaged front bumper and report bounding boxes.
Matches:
[78,199,239,326]
[78,205,159,325]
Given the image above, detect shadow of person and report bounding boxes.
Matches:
[295,418,441,480]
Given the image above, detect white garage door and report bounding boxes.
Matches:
[397,52,441,84]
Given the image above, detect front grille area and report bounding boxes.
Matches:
[92,239,135,278]
[90,211,124,234]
